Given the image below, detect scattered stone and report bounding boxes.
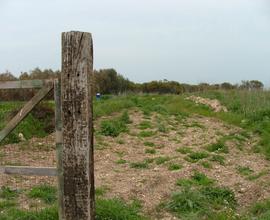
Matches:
[18,133,26,142]
[186,96,228,112]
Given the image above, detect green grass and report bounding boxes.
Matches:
[116,159,127,164]
[171,173,257,219]
[138,130,156,138]
[200,161,213,169]
[93,95,136,119]
[138,121,152,130]
[165,186,236,219]
[117,139,125,144]
[191,172,215,186]
[143,141,155,147]
[0,187,20,200]
[99,120,126,137]
[0,185,148,220]
[184,121,205,129]
[95,186,108,197]
[100,111,131,137]
[186,151,209,163]
[210,154,225,165]
[0,206,58,220]
[249,199,270,219]
[120,110,132,124]
[168,163,182,171]
[176,179,194,188]
[197,90,270,159]
[206,141,229,153]
[145,148,156,154]
[176,172,214,188]
[176,147,193,154]
[236,166,254,176]
[0,200,16,211]
[247,170,268,181]
[27,185,57,204]
[155,156,170,165]
[96,198,147,220]
[0,102,53,145]
[130,161,149,169]
[0,198,148,220]
[157,123,167,133]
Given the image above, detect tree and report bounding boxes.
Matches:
[250,80,264,90]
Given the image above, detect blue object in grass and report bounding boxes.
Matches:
[96,93,101,100]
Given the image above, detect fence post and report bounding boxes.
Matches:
[54,79,64,220]
[61,31,95,220]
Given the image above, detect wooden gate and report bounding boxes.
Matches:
[0,79,58,176]
[0,31,95,220]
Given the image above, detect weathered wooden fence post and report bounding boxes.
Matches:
[61,31,95,220]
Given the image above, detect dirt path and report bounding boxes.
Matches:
[1,109,270,218]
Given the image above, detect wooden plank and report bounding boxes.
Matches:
[0,79,53,89]
[0,82,53,143]
[61,31,95,220]
[0,166,57,176]
[54,79,64,220]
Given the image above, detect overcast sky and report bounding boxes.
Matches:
[1,0,270,85]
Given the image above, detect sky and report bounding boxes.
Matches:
[1,0,270,85]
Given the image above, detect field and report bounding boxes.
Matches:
[1,91,270,219]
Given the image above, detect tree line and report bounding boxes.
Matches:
[0,68,265,101]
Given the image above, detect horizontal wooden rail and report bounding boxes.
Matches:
[0,166,57,176]
[0,79,54,89]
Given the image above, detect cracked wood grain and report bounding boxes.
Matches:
[61,31,95,220]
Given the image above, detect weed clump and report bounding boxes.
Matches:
[0,187,19,200]
[130,161,149,169]
[145,148,156,154]
[138,121,152,130]
[206,141,229,153]
[28,185,57,204]
[144,141,155,147]
[210,154,225,165]
[186,151,209,163]
[168,163,182,171]
[138,130,156,138]
[167,172,236,219]
[100,111,132,137]
[155,156,170,165]
[236,166,254,176]
[176,147,192,154]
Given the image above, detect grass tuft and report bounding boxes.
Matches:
[155,156,170,165]
[210,154,225,165]
[145,148,156,154]
[130,161,149,169]
[138,130,156,138]
[236,166,254,176]
[206,141,229,153]
[176,147,193,154]
[28,185,57,204]
[143,141,155,147]
[186,151,209,163]
[168,163,182,171]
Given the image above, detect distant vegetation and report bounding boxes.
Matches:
[0,68,265,100]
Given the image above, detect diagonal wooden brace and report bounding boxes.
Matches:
[0,82,53,143]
